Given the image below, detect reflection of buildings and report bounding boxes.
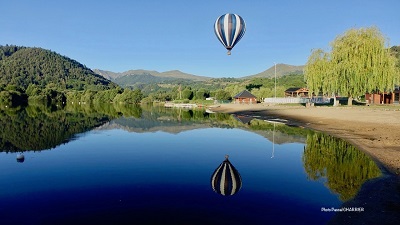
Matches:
[233,115,253,125]
[211,155,242,196]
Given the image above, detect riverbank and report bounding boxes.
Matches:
[210,103,400,224]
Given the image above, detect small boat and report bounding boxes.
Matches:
[16,153,25,163]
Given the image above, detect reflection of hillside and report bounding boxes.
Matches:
[98,108,308,145]
[96,108,229,134]
[98,118,211,134]
[0,106,111,152]
[250,128,306,145]
[0,105,310,152]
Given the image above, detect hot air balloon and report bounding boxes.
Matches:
[211,155,242,196]
[214,13,246,55]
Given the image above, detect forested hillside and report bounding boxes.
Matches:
[0,45,117,91]
[0,45,147,107]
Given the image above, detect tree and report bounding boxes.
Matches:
[305,27,399,106]
[195,88,209,100]
[390,46,400,68]
[113,89,143,104]
[304,49,339,105]
[25,84,41,96]
[215,89,231,101]
[181,88,193,100]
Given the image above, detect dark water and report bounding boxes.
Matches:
[0,105,381,225]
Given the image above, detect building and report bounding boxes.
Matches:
[233,90,257,104]
[284,88,309,97]
[365,85,400,104]
[366,91,399,104]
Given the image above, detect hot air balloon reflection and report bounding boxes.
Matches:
[211,155,242,196]
[214,13,246,55]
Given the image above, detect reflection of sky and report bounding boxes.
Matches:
[0,127,340,224]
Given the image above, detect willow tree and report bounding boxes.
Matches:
[330,27,398,105]
[304,49,338,105]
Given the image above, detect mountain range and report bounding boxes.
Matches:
[94,63,304,86]
[94,69,211,81]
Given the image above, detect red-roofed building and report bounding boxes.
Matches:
[233,90,257,104]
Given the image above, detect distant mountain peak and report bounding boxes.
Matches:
[241,64,304,79]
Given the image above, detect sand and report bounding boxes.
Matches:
[210,103,400,224]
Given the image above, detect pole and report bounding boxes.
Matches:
[274,63,277,99]
[271,122,275,159]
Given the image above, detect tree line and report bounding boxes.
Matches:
[140,74,306,103]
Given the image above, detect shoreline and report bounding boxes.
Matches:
[210,103,400,224]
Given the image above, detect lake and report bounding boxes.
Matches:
[0,105,381,225]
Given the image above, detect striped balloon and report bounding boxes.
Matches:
[211,155,242,196]
[214,13,246,55]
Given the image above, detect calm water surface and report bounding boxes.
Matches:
[0,106,381,225]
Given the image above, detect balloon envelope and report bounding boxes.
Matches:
[211,155,242,196]
[214,13,246,55]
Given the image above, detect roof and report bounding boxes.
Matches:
[285,87,309,92]
[233,90,257,98]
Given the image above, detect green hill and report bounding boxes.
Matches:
[0,45,117,91]
[94,69,211,88]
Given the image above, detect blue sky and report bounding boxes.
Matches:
[1,0,399,78]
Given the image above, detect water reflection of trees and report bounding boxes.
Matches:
[0,105,112,152]
[0,104,238,152]
[302,132,381,201]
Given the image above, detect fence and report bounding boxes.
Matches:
[264,97,330,104]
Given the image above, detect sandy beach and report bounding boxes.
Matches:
[211,103,400,224]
